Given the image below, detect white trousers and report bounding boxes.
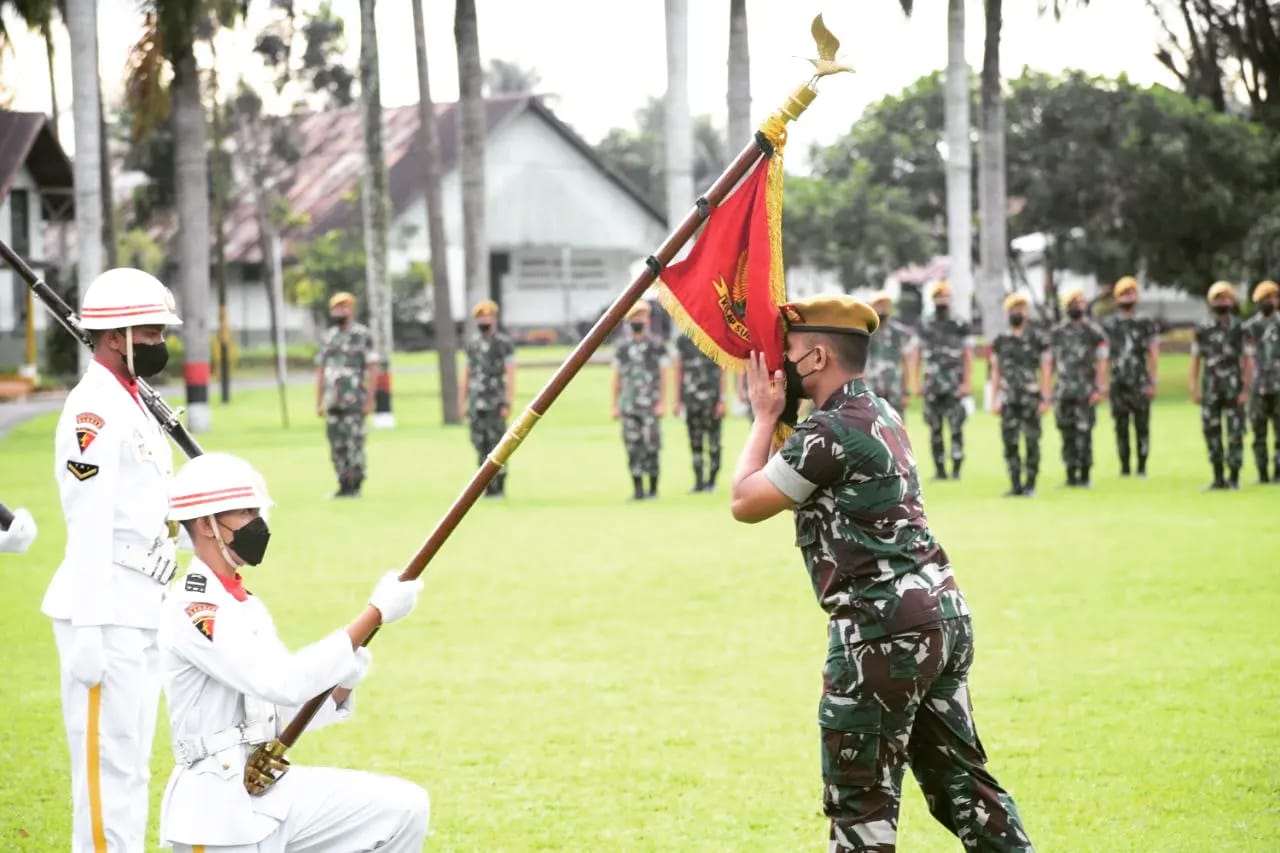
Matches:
[169,767,430,853]
[51,620,161,853]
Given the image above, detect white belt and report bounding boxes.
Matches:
[172,720,273,767]
[113,540,176,585]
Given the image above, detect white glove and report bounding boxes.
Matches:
[338,647,372,690]
[68,626,107,687]
[0,509,37,555]
[146,538,178,584]
[369,571,423,624]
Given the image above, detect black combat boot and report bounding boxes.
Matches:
[630,476,646,501]
[1119,455,1131,476]
[1023,472,1037,497]
[934,462,949,481]
[648,474,659,498]
[705,468,719,493]
[1137,455,1148,478]
[691,467,705,494]
[1002,472,1023,497]
[1204,462,1227,491]
[1079,465,1092,488]
[1228,468,1241,490]
[1066,468,1079,487]
[951,459,963,480]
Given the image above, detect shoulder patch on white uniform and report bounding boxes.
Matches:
[184,573,207,593]
[66,460,100,481]
[185,602,217,641]
[75,412,104,453]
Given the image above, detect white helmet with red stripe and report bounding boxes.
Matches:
[169,453,273,522]
[81,267,183,330]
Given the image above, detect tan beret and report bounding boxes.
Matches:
[472,299,499,318]
[781,294,879,337]
[1114,276,1138,299]
[1252,280,1279,302]
[328,291,355,310]
[1207,281,1238,303]
[1003,292,1030,312]
[624,301,652,320]
[929,280,951,300]
[1062,288,1087,307]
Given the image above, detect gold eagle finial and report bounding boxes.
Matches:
[806,15,854,78]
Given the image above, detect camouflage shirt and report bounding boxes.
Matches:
[991,328,1049,401]
[316,322,375,412]
[1192,318,1246,399]
[1102,314,1159,389]
[615,337,667,416]
[763,379,970,644]
[1243,313,1280,394]
[1050,320,1107,400]
[676,335,722,410]
[866,318,916,400]
[465,332,515,413]
[919,317,971,395]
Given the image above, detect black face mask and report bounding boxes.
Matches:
[1118,301,1137,312]
[131,341,169,378]
[629,323,645,334]
[223,517,271,566]
[1067,307,1085,320]
[328,314,346,328]
[1212,304,1233,317]
[780,348,818,426]
[934,305,950,320]
[477,323,493,334]
[1260,302,1277,316]
[1008,313,1025,328]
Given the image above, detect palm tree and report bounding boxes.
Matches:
[66,0,102,373]
[455,0,488,315]
[977,0,1007,336]
[359,0,393,425]
[727,0,750,147]
[663,0,693,231]
[412,0,461,425]
[944,0,973,323]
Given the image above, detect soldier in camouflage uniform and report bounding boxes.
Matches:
[1192,281,1252,490]
[915,280,973,480]
[459,299,516,497]
[674,334,726,492]
[612,301,667,500]
[1244,280,1280,483]
[866,291,915,414]
[1047,289,1108,487]
[731,294,1033,853]
[1101,277,1160,477]
[315,291,377,497]
[989,293,1051,497]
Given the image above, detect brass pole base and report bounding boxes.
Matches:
[244,739,291,795]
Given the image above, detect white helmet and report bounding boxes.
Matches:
[81,268,183,330]
[169,453,273,522]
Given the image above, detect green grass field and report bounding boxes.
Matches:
[2,351,1277,851]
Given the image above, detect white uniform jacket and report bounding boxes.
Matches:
[42,360,175,628]
[158,558,360,847]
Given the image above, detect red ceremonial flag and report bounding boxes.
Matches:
[657,147,788,373]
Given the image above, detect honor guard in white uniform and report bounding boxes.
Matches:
[159,452,430,853]
[0,506,38,554]
[41,268,183,851]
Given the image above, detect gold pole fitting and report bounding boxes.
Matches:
[778,84,818,123]
[244,738,291,796]
[488,407,542,468]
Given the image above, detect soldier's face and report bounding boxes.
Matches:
[330,305,352,325]
[629,318,648,335]
[476,312,497,332]
[1211,297,1235,315]
[873,301,892,319]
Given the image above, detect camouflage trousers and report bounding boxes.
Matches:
[1249,392,1280,474]
[684,405,722,480]
[999,396,1041,481]
[821,616,1033,852]
[470,407,507,492]
[622,412,661,478]
[1202,396,1244,469]
[1109,384,1151,468]
[1054,397,1095,471]
[325,410,367,490]
[923,391,966,468]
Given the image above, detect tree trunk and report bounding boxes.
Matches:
[978,0,1007,337]
[727,0,751,148]
[413,0,461,425]
[99,85,117,267]
[664,0,694,231]
[360,0,394,425]
[944,0,974,324]
[43,24,58,140]
[455,0,488,318]
[66,0,102,374]
[173,42,211,431]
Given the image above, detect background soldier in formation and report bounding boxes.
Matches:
[1192,282,1251,489]
[1244,280,1280,484]
[989,293,1051,496]
[915,280,973,480]
[1101,276,1160,477]
[612,301,667,501]
[315,291,377,498]
[866,291,915,413]
[1047,289,1108,487]
[674,333,726,493]
[460,299,517,498]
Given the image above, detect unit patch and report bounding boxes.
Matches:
[66,460,100,481]
[75,412,104,453]
[184,573,207,593]
[185,602,217,641]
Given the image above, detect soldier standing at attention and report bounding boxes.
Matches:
[914,280,973,481]
[673,333,726,493]
[315,291,377,498]
[989,293,1051,497]
[1243,280,1280,484]
[612,301,667,501]
[1192,281,1252,490]
[1047,289,1108,487]
[730,294,1034,853]
[459,299,516,498]
[1101,276,1160,477]
[866,291,915,414]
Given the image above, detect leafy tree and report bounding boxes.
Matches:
[595,97,727,211]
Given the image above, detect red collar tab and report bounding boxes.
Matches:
[217,571,249,602]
